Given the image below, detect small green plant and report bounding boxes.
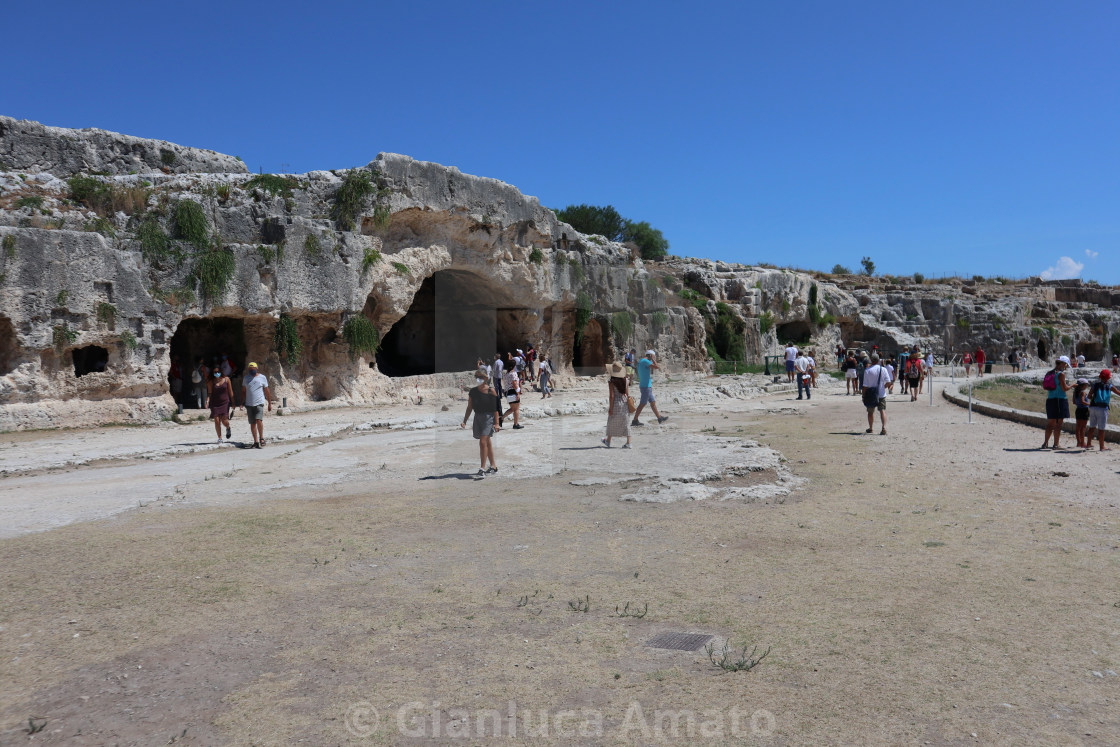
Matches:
[136,216,174,262]
[611,310,635,341]
[55,289,69,306]
[705,640,771,673]
[1061,334,1072,345]
[197,247,235,301]
[52,324,78,353]
[808,283,818,306]
[913,272,925,284]
[371,202,391,229]
[392,261,410,275]
[759,310,774,335]
[2,234,14,256]
[120,330,138,350]
[650,309,669,329]
[84,216,116,237]
[16,195,43,210]
[342,315,380,360]
[273,313,303,365]
[956,318,971,329]
[528,247,544,264]
[153,286,196,308]
[68,174,112,213]
[304,233,321,256]
[568,595,591,613]
[678,288,708,311]
[173,200,210,249]
[831,264,852,275]
[244,173,300,199]
[256,244,275,263]
[614,602,648,618]
[860,256,876,276]
[160,148,177,166]
[361,246,382,273]
[216,183,231,202]
[574,291,593,344]
[781,299,791,313]
[96,302,117,329]
[333,169,375,231]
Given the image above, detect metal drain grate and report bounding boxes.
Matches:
[645,632,713,651]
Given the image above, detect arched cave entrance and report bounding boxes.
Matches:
[1037,338,1048,361]
[73,345,109,377]
[573,318,610,374]
[169,317,248,407]
[0,317,20,375]
[777,321,813,346]
[1077,340,1103,361]
[375,270,537,377]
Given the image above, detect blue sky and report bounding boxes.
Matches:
[5,1,1117,283]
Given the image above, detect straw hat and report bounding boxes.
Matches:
[608,361,626,377]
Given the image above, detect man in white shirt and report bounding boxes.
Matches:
[784,344,798,383]
[794,350,813,400]
[862,353,890,435]
[241,362,272,448]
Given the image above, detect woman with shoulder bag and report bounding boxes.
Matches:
[602,362,632,449]
[503,365,523,429]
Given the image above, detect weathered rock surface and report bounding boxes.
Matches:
[0,116,248,176]
[0,116,1118,430]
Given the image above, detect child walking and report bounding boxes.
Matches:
[1073,378,1091,448]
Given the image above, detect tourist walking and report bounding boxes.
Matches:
[1041,356,1072,449]
[461,368,500,475]
[862,353,890,435]
[192,356,209,409]
[539,355,553,398]
[602,362,632,449]
[784,343,797,383]
[1086,369,1120,451]
[492,353,505,424]
[808,349,818,387]
[242,362,272,449]
[975,346,986,377]
[624,348,637,385]
[209,368,236,444]
[905,352,923,401]
[842,352,858,395]
[1009,349,1020,373]
[855,353,868,394]
[503,364,523,429]
[963,350,972,378]
[795,349,812,400]
[632,350,668,426]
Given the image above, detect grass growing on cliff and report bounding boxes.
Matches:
[392,261,410,275]
[759,310,774,335]
[16,195,43,210]
[650,309,669,330]
[120,330,138,351]
[361,247,382,274]
[197,247,235,302]
[136,216,175,262]
[574,291,593,345]
[173,200,210,250]
[68,175,149,216]
[245,174,300,199]
[611,310,635,342]
[52,324,77,353]
[529,247,544,264]
[273,314,303,366]
[333,170,375,231]
[153,286,196,309]
[84,217,116,237]
[3,234,16,257]
[96,302,117,329]
[342,316,380,360]
[304,233,322,257]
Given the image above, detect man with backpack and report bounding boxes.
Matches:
[862,353,890,435]
[1085,369,1120,451]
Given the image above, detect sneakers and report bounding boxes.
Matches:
[486,466,498,475]
[631,420,644,426]
[477,468,487,476]
[512,424,524,429]
[217,438,225,445]
[621,443,631,449]
[657,416,669,424]
[225,426,232,439]
[601,438,610,448]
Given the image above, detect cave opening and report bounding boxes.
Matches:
[0,317,19,375]
[73,345,109,377]
[1037,338,1048,361]
[1076,340,1103,361]
[573,318,611,374]
[169,317,248,407]
[375,271,536,377]
[777,321,813,346]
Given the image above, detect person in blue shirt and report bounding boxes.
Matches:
[631,350,668,426]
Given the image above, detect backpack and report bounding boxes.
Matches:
[1091,381,1110,408]
[191,366,202,384]
[1042,370,1057,391]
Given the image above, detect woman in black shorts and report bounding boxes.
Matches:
[461,369,501,475]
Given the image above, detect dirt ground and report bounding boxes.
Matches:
[1,375,1119,745]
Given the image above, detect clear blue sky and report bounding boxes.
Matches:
[5,1,1117,283]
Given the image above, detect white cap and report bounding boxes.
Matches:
[646,350,656,357]
[1058,355,1071,365]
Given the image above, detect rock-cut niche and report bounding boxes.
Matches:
[376,270,538,377]
[0,316,22,375]
[169,317,248,407]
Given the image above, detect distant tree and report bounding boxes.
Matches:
[831,264,852,275]
[913,272,925,284]
[621,219,669,260]
[555,204,626,242]
[860,256,876,276]
[1110,331,1120,356]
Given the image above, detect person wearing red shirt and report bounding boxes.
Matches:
[975,347,986,377]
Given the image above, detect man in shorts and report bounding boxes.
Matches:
[784,343,797,383]
[862,353,890,435]
[242,362,272,449]
[632,350,668,426]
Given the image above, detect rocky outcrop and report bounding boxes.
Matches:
[1,117,1118,430]
[0,116,248,176]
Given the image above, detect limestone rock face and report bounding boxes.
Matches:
[1,117,1118,430]
[0,116,248,176]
